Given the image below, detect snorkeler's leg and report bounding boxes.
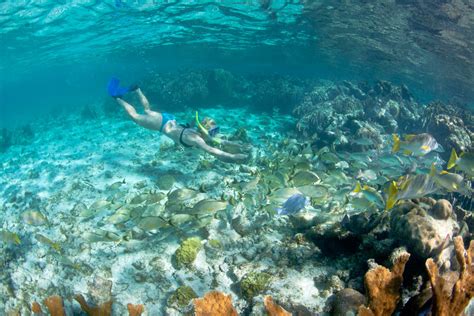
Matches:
[135,88,152,112]
[188,136,248,163]
[116,98,148,123]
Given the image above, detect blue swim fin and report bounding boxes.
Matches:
[107,77,131,98]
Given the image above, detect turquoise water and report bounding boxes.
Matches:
[1,1,473,315]
[2,1,473,127]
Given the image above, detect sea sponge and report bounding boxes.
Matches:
[358,250,410,316]
[193,291,238,316]
[174,237,202,268]
[426,236,474,316]
[31,302,42,314]
[74,294,112,316]
[240,271,272,300]
[264,296,291,316]
[44,296,66,316]
[168,286,198,308]
[127,303,144,316]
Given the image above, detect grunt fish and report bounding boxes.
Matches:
[189,199,228,214]
[356,169,378,182]
[22,210,49,226]
[291,170,320,186]
[0,230,21,245]
[35,234,62,253]
[392,133,441,156]
[430,164,472,196]
[386,174,438,210]
[137,216,169,231]
[447,149,474,177]
[350,182,384,209]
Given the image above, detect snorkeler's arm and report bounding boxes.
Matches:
[188,135,247,163]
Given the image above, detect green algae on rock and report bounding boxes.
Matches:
[168,285,198,308]
[207,239,222,249]
[174,237,202,268]
[240,271,272,300]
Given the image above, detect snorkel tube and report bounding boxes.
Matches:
[195,111,221,144]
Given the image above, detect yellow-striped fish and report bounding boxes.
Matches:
[392,133,441,156]
[447,149,474,177]
[0,230,21,245]
[386,174,438,210]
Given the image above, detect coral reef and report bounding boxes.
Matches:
[358,250,410,316]
[423,101,474,153]
[142,69,309,112]
[390,198,459,261]
[174,237,202,268]
[249,75,308,113]
[240,271,272,300]
[293,80,421,149]
[426,236,474,316]
[193,291,238,316]
[145,70,209,108]
[168,285,198,308]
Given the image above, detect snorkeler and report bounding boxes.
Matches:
[107,78,249,164]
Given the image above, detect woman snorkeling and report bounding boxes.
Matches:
[107,78,249,164]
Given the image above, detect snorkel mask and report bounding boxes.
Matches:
[196,113,220,136]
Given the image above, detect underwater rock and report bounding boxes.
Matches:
[207,68,238,104]
[430,199,452,220]
[145,70,209,107]
[250,75,308,113]
[329,288,366,316]
[293,81,422,148]
[390,198,459,261]
[87,275,113,306]
[424,102,474,153]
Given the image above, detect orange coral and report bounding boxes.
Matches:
[127,303,145,316]
[194,291,239,316]
[358,251,410,316]
[264,296,291,316]
[44,296,66,316]
[426,236,474,316]
[74,294,112,316]
[31,301,43,314]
